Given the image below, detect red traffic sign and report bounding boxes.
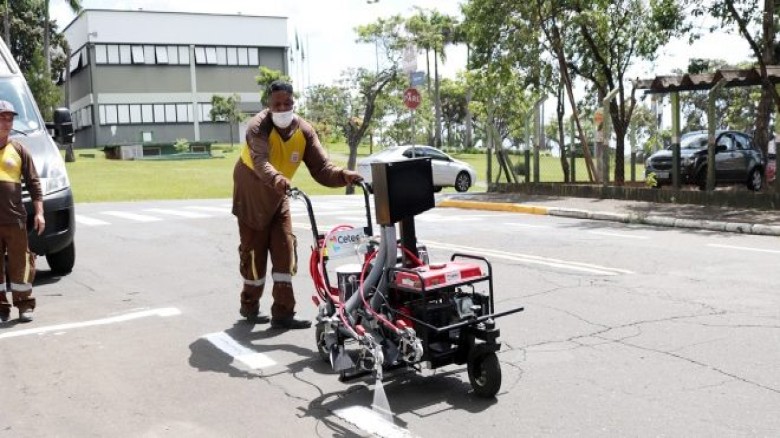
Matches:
[403,87,421,110]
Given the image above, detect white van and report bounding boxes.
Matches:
[0,39,76,274]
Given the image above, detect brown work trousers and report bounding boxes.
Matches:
[0,223,36,313]
[238,201,298,320]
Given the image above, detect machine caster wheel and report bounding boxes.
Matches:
[467,351,501,398]
[315,323,330,363]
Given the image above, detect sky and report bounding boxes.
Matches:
[51,0,753,121]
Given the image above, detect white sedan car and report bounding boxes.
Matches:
[357,145,477,192]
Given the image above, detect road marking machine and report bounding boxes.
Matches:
[290,157,523,398]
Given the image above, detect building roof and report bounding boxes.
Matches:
[634,66,780,94]
[62,9,288,50]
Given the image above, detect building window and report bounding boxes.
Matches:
[167,46,178,64]
[129,104,142,124]
[119,45,132,64]
[227,47,238,65]
[237,47,248,65]
[176,104,188,122]
[131,46,144,64]
[200,103,213,122]
[155,46,168,64]
[178,46,190,64]
[154,104,165,122]
[107,45,119,64]
[194,46,206,64]
[165,104,177,122]
[104,105,118,124]
[141,104,154,123]
[248,48,258,66]
[143,45,155,64]
[117,105,130,124]
[205,47,217,64]
[95,45,107,64]
[216,47,227,65]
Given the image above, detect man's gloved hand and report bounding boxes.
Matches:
[273,175,291,195]
[343,170,363,185]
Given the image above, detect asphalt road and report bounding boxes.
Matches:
[1,195,779,437]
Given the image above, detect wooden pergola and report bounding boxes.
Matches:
[633,66,780,190]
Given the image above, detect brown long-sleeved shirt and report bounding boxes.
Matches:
[0,140,41,226]
[232,110,350,229]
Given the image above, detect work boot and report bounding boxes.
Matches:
[18,309,33,323]
[239,307,270,324]
[270,317,311,330]
[270,314,311,330]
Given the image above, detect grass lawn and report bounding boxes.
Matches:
[65,142,645,203]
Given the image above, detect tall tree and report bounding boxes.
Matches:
[698,0,777,163]
[3,0,70,118]
[406,9,460,149]
[43,0,81,77]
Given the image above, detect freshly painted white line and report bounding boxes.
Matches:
[0,308,181,340]
[101,211,161,222]
[424,240,634,276]
[203,332,277,369]
[186,206,231,214]
[504,222,552,229]
[333,406,415,438]
[144,208,211,218]
[708,243,780,254]
[75,214,110,226]
[588,230,649,240]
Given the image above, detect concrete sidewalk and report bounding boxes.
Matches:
[438,192,780,236]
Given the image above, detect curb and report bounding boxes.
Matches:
[437,199,780,237]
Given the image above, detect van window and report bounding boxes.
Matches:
[0,76,42,133]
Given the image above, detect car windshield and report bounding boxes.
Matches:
[0,76,43,134]
[680,134,709,150]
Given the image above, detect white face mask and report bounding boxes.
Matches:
[272,110,295,129]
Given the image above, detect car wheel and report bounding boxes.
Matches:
[747,168,763,191]
[46,242,75,275]
[433,186,443,193]
[454,172,471,192]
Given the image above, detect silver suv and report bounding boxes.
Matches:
[645,130,766,191]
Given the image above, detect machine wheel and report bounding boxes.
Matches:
[46,242,75,275]
[315,323,330,363]
[747,168,763,191]
[454,172,471,192]
[467,351,501,398]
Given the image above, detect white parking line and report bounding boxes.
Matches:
[333,406,415,438]
[75,214,110,226]
[144,208,212,218]
[708,243,780,254]
[203,332,277,370]
[424,240,634,276]
[588,230,649,239]
[101,211,162,222]
[0,308,181,340]
[186,206,231,214]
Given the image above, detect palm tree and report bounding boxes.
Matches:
[43,0,82,77]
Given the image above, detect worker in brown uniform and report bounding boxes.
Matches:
[0,100,44,324]
[232,80,362,329]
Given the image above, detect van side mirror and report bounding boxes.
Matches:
[53,107,74,145]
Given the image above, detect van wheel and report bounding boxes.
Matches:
[747,168,763,191]
[46,242,75,275]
